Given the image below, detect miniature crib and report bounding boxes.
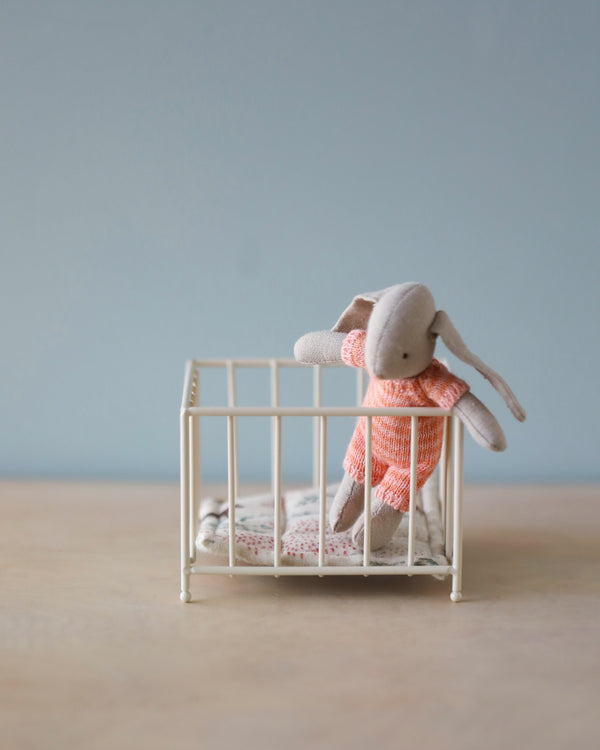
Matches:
[180,358,465,602]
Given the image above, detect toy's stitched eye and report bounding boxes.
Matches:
[402,353,409,359]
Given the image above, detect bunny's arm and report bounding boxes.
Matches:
[294,331,347,365]
[453,392,506,452]
[418,361,506,452]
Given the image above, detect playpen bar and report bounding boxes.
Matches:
[270,360,279,492]
[451,418,464,602]
[363,416,373,566]
[313,366,322,488]
[227,415,236,568]
[185,366,200,563]
[181,360,196,410]
[318,415,327,569]
[189,415,199,562]
[270,360,280,406]
[357,368,366,405]
[187,406,451,417]
[273,415,282,568]
[439,416,449,531]
[226,361,239,500]
[270,360,281,546]
[189,565,454,577]
[407,416,419,567]
[444,424,454,559]
[180,410,191,601]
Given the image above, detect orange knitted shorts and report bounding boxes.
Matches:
[342,422,442,513]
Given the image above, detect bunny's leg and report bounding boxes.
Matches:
[375,462,437,513]
[329,473,366,532]
[352,461,437,550]
[330,428,388,532]
[352,497,403,550]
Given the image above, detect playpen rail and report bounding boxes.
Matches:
[184,406,452,417]
[188,564,455,576]
[192,358,326,368]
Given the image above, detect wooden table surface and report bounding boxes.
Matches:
[1,481,599,750]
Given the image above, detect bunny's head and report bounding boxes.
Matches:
[332,282,526,422]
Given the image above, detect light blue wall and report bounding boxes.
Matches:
[2,1,599,482]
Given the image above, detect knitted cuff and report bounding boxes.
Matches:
[341,329,367,368]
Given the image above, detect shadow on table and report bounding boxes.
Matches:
[188,528,600,604]
[462,529,600,601]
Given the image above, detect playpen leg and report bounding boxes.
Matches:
[180,410,192,603]
[189,415,199,564]
[450,418,464,603]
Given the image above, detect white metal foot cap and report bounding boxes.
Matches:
[180,591,192,603]
[450,591,462,602]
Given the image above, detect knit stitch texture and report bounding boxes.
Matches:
[341,329,469,511]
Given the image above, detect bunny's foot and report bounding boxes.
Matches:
[329,473,366,532]
[352,498,403,551]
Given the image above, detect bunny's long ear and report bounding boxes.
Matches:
[430,310,526,422]
[331,286,395,332]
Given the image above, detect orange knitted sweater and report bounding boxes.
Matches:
[341,329,469,511]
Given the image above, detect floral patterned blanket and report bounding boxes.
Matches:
[196,478,448,569]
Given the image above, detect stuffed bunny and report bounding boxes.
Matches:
[294,282,526,551]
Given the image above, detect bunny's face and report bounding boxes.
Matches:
[330,280,525,422]
[364,283,437,380]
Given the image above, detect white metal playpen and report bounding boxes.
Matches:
[180,358,465,602]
